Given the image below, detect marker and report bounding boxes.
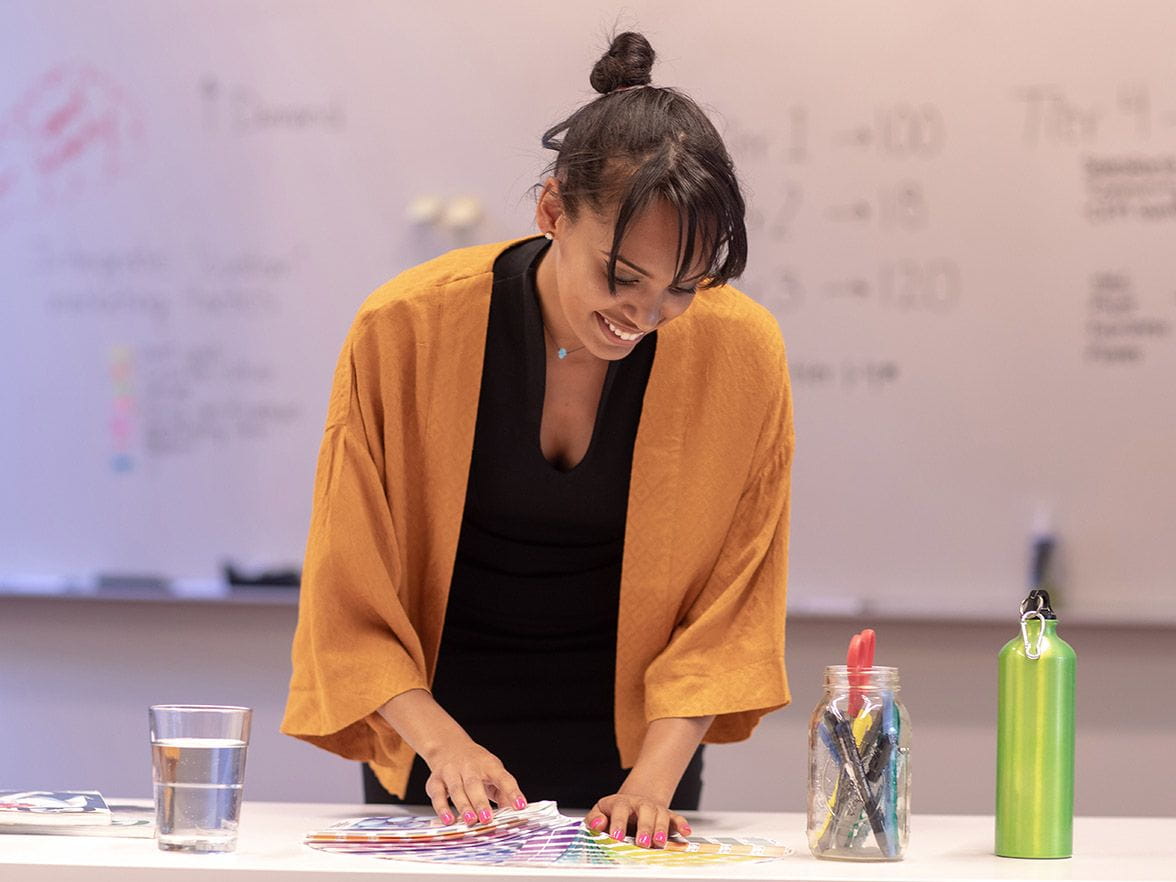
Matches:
[1030,534,1055,592]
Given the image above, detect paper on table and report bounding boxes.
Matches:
[0,791,111,827]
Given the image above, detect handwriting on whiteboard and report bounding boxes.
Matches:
[200,76,346,134]
[0,64,143,227]
[1015,83,1173,146]
[1085,271,1174,364]
[728,100,958,392]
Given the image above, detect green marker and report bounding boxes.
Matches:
[995,588,1076,858]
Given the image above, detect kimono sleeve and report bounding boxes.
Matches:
[643,340,794,740]
[280,325,429,773]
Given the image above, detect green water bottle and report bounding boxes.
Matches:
[995,589,1075,858]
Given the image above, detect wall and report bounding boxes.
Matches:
[2,597,1172,817]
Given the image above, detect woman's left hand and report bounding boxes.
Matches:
[583,792,693,849]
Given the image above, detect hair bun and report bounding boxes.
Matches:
[589,31,655,94]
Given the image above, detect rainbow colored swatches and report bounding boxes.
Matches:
[304,801,792,868]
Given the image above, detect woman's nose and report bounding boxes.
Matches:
[620,290,662,331]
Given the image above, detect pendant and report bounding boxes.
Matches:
[557,348,569,359]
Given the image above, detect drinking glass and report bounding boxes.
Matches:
[149,705,252,852]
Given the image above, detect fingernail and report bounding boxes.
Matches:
[479,808,493,823]
[654,830,667,844]
[611,828,625,841]
[637,833,651,847]
[589,816,605,831]
[440,811,454,825]
[681,823,693,836]
[462,811,476,825]
[514,797,527,810]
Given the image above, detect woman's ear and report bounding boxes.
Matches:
[534,177,565,235]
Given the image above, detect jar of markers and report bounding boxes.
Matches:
[806,630,910,861]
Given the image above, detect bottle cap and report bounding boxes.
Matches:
[1020,588,1056,620]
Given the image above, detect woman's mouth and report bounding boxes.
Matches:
[596,312,645,345]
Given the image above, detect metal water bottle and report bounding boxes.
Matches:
[995,589,1076,858]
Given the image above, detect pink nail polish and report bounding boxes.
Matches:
[611,828,625,841]
[589,816,605,831]
[681,824,693,836]
[479,808,493,823]
[514,797,527,811]
[654,830,667,844]
[637,833,651,847]
[462,811,476,825]
[440,811,454,825]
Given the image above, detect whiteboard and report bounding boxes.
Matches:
[2,0,1174,623]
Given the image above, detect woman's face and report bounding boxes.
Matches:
[534,184,708,361]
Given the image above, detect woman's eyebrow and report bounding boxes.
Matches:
[599,250,707,284]
[599,249,650,277]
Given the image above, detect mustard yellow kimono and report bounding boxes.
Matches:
[282,237,794,797]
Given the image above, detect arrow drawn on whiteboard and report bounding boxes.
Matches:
[833,125,873,148]
[826,200,872,222]
[824,279,871,299]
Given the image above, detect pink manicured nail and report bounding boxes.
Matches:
[611,828,625,841]
[462,811,476,825]
[680,823,693,836]
[440,811,455,825]
[637,833,651,847]
[479,808,493,823]
[514,797,527,810]
[654,831,667,844]
[589,816,605,831]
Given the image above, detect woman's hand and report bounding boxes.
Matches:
[582,715,713,848]
[376,689,526,825]
[420,735,527,826]
[584,792,692,849]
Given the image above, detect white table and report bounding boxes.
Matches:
[0,802,1172,881]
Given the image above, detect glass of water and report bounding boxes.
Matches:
[148,705,252,853]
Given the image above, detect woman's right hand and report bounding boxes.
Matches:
[376,688,526,825]
[420,734,528,825]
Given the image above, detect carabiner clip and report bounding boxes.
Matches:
[1020,610,1046,660]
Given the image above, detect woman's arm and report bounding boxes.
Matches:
[585,714,715,848]
[377,689,527,825]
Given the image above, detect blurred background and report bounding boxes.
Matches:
[1,0,1173,815]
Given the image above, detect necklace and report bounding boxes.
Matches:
[541,320,586,360]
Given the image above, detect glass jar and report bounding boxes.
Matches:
[807,665,910,860]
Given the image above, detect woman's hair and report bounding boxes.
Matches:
[541,31,747,292]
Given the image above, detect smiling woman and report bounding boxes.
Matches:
[282,30,794,853]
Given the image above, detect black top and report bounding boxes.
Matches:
[365,237,703,809]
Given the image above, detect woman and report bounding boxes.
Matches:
[282,32,793,850]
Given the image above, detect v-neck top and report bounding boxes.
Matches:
[423,236,658,803]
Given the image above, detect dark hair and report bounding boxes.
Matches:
[540,32,747,293]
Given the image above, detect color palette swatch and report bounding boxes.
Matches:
[305,801,792,868]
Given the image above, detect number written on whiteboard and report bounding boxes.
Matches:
[822,260,962,314]
[835,104,946,159]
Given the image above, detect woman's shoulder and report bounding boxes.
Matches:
[678,282,786,366]
[356,237,533,322]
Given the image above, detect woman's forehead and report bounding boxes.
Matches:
[590,200,712,279]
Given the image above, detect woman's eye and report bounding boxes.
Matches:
[670,286,697,297]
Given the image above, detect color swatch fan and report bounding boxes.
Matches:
[305,801,791,868]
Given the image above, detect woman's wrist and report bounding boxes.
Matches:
[376,688,473,763]
[619,715,715,806]
[617,771,677,806]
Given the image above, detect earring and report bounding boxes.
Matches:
[544,231,554,240]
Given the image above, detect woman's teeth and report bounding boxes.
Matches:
[602,315,642,342]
